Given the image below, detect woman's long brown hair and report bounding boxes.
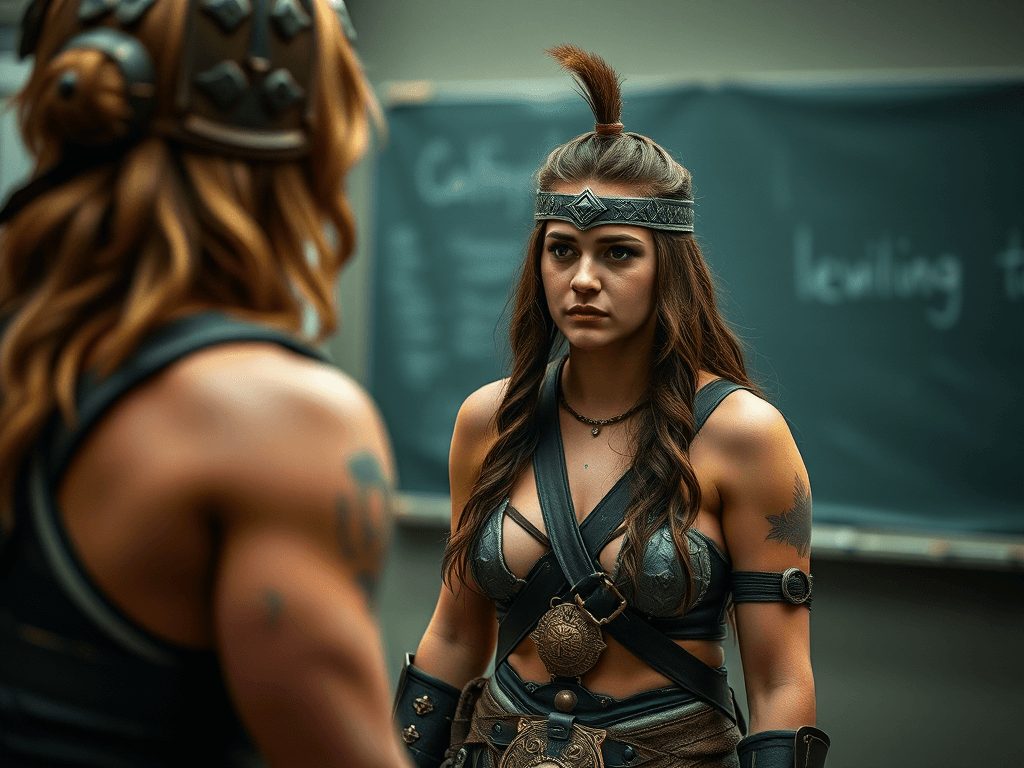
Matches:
[442,45,760,610]
[0,0,376,517]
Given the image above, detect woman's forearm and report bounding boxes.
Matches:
[745,676,816,734]
[413,621,494,690]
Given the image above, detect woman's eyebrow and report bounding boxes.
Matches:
[594,234,645,245]
[544,232,646,245]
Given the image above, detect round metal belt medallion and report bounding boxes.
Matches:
[497,718,605,768]
[529,602,606,679]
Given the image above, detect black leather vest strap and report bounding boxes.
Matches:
[529,361,737,723]
[532,363,597,585]
[692,378,747,436]
[40,311,324,483]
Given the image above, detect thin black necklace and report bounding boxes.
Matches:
[559,392,646,437]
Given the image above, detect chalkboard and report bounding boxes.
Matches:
[369,78,1024,536]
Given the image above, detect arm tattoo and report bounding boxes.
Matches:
[764,475,812,558]
[335,451,395,600]
[262,588,284,630]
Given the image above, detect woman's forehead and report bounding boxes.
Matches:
[544,219,654,245]
[548,179,647,199]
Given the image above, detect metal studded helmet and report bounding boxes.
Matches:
[168,0,320,159]
[17,0,358,159]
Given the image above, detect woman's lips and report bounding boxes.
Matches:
[567,305,608,318]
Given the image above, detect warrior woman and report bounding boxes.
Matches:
[0,1,410,766]
[394,46,829,768]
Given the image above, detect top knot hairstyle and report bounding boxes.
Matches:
[442,46,761,612]
[547,44,623,135]
[0,0,377,514]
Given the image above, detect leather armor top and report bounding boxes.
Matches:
[0,312,323,767]
[471,378,740,642]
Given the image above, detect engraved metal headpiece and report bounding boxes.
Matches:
[535,187,695,233]
[1,0,357,224]
[16,0,364,159]
[166,0,320,159]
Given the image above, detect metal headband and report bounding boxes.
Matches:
[535,187,694,232]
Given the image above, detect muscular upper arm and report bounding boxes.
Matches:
[702,391,815,726]
[711,392,812,573]
[200,352,406,767]
[413,380,507,686]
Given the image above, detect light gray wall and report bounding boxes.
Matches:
[351,3,1024,767]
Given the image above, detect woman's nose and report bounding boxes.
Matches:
[570,258,600,294]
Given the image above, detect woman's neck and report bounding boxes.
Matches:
[561,344,653,419]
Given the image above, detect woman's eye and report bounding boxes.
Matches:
[547,243,573,259]
[606,246,635,261]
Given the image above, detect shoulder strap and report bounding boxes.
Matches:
[531,360,598,586]
[692,379,747,437]
[41,311,325,483]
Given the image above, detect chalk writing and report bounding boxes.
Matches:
[794,225,962,330]
[384,224,445,390]
[413,137,537,218]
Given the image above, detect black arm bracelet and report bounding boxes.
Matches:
[393,654,462,768]
[737,726,830,768]
[732,568,813,607]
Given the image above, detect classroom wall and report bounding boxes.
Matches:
[333,0,1024,383]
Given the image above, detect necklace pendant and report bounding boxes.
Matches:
[591,426,600,437]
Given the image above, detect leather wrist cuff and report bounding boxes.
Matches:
[737,726,830,768]
[393,654,462,768]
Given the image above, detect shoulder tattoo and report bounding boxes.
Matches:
[764,475,812,558]
[335,451,396,600]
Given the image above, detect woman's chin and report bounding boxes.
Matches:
[560,330,625,352]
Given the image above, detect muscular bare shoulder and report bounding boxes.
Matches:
[694,387,794,466]
[454,378,508,446]
[696,387,812,569]
[154,342,395,585]
[160,342,386,454]
[448,378,508,524]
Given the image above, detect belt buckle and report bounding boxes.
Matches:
[573,574,628,625]
[496,716,606,768]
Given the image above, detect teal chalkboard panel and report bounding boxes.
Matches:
[370,80,1024,535]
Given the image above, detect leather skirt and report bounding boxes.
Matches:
[452,664,741,768]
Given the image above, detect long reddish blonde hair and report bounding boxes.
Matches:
[0,0,377,513]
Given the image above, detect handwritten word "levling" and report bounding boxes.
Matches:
[793,225,962,330]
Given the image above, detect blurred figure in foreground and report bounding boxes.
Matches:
[0,1,408,766]
[396,47,829,768]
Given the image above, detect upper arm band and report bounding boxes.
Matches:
[731,567,813,608]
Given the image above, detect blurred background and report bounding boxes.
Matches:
[1,1,1022,766]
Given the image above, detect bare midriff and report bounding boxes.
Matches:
[507,634,724,700]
